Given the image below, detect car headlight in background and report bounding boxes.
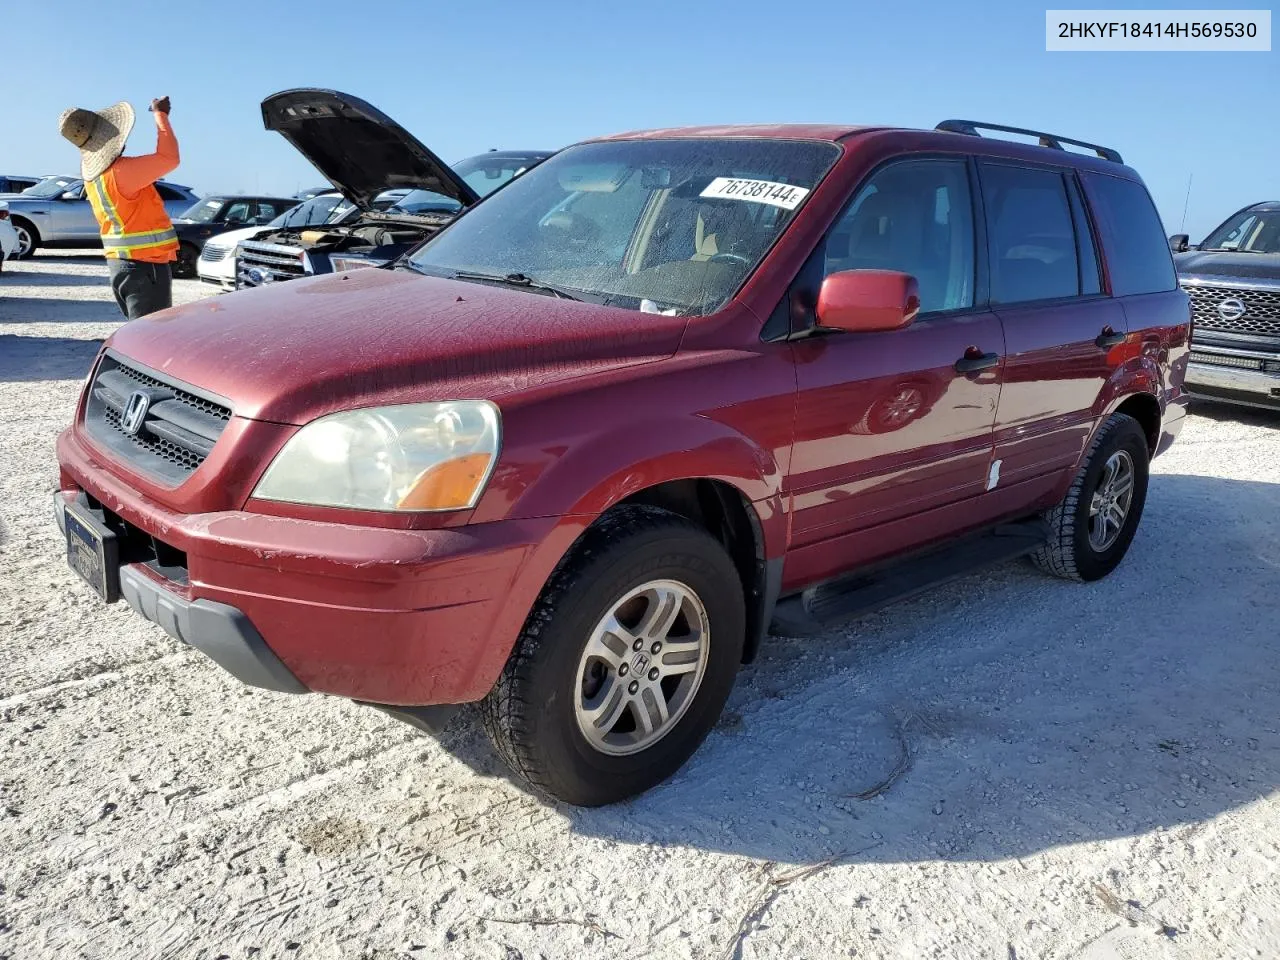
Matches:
[252,401,501,512]
[330,256,385,273]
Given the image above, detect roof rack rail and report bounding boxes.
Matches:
[934,119,1123,164]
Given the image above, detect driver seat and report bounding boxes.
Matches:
[691,202,754,261]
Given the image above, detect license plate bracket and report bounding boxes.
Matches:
[64,499,121,604]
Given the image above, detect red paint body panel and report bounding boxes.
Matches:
[55,121,1190,707]
[58,427,579,704]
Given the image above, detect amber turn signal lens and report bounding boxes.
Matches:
[397,453,493,510]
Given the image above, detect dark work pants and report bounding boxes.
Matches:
[107,259,173,320]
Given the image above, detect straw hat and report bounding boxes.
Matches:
[58,101,135,181]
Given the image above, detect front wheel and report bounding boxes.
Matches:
[173,242,199,279]
[1031,412,1150,582]
[481,506,745,806]
[11,219,38,259]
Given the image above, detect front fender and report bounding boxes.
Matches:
[477,412,786,556]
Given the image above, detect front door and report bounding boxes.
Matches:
[784,157,1004,589]
[50,183,99,241]
[978,162,1128,496]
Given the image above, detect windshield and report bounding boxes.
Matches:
[22,176,79,199]
[1201,209,1280,254]
[391,154,546,216]
[177,198,224,223]
[270,194,356,228]
[406,139,840,316]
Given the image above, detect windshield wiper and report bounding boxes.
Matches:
[451,270,584,301]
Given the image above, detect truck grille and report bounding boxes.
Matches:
[237,240,306,287]
[83,354,232,485]
[1183,283,1280,338]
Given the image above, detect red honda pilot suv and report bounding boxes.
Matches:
[55,115,1190,806]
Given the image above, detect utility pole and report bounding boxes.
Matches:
[1180,173,1193,233]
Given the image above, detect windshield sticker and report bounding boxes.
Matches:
[699,177,810,210]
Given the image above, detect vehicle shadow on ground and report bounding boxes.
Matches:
[436,472,1280,865]
[0,270,106,287]
[29,252,105,264]
[0,297,120,325]
[1189,398,1280,428]
[0,334,101,382]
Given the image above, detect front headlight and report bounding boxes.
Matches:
[252,401,501,512]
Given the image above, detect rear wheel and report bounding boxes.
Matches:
[481,505,745,805]
[1032,413,1150,582]
[12,218,38,259]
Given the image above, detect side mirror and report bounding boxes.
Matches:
[1169,233,1190,253]
[60,191,80,201]
[816,269,920,334]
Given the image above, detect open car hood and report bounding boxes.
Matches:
[261,89,480,212]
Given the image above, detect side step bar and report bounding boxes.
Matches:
[769,519,1050,637]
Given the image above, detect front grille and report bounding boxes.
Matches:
[83,354,232,485]
[1183,282,1280,338]
[238,240,306,287]
[199,245,229,263]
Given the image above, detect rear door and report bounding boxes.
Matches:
[979,161,1128,501]
[784,157,1005,588]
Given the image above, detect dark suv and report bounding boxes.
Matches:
[55,118,1189,806]
[1171,202,1280,411]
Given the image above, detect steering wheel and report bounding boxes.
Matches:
[540,211,601,249]
[708,252,749,265]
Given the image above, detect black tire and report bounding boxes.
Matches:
[11,218,38,259]
[173,242,199,279]
[1031,413,1150,582]
[481,505,745,806]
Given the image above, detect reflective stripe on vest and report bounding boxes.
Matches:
[100,228,178,249]
[86,178,125,234]
[87,173,179,261]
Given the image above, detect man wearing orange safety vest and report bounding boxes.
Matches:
[58,96,180,319]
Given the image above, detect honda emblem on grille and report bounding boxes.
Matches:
[120,390,151,436]
[1217,298,1247,322]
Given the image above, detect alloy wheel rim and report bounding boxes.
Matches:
[882,387,924,427]
[1088,450,1135,551]
[573,579,710,757]
[15,226,32,257]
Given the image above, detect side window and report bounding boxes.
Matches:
[223,201,252,223]
[155,184,183,202]
[255,201,288,221]
[1081,173,1177,296]
[980,164,1079,304]
[823,158,974,314]
[1066,177,1102,296]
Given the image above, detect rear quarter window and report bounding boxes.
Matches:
[1080,173,1177,297]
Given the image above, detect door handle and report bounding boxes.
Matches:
[955,350,1000,374]
[1096,328,1126,349]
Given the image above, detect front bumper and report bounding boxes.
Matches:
[56,427,569,706]
[1186,358,1280,411]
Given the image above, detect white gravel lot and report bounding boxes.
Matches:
[2,253,1279,960]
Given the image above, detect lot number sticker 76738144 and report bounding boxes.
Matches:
[699,177,810,210]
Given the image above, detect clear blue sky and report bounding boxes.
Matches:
[6,0,1275,239]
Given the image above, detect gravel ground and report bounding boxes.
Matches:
[2,253,1279,960]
